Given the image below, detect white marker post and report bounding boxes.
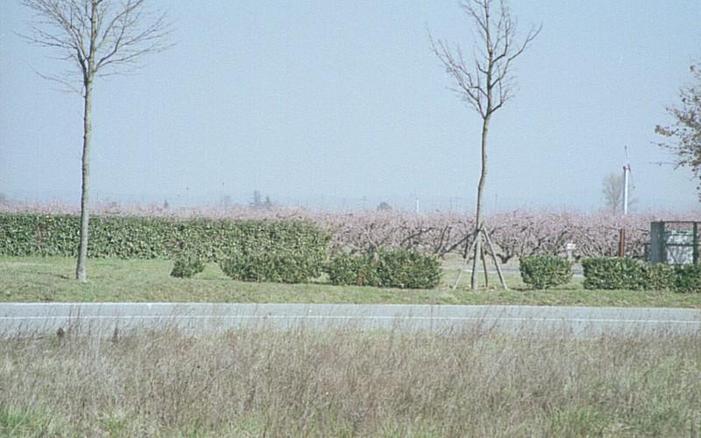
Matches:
[622,164,630,216]
[618,163,631,257]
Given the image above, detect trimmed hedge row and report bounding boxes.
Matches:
[2,213,440,286]
[519,256,573,289]
[517,256,700,292]
[582,257,701,293]
[327,249,441,289]
[0,213,329,262]
[582,258,647,290]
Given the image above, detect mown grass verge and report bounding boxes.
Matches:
[0,326,699,436]
[1,256,700,307]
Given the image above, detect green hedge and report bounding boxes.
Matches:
[582,258,647,290]
[0,213,330,262]
[581,257,695,292]
[519,256,573,289]
[327,249,441,289]
[642,263,677,291]
[675,264,701,293]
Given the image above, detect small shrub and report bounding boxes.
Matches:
[326,253,381,287]
[219,248,323,284]
[581,257,645,290]
[170,254,205,278]
[217,221,328,284]
[327,249,441,289]
[375,249,442,289]
[674,264,701,293]
[519,256,573,289]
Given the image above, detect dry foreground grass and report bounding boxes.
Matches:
[1,256,700,308]
[1,326,699,437]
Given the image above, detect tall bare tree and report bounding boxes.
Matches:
[431,0,540,290]
[602,173,624,214]
[22,0,170,282]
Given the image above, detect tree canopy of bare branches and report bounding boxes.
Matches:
[23,0,170,91]
[655,62,701,200]
[602,173,624,214]
[430,0,540,120]
[22,0,170,281]
[430,0,540,289]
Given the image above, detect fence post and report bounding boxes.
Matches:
[694,222,699,265]
[618,228,626,257]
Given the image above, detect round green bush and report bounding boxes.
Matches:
[326,253,382,287]
[170,255,205,278]
[327,249,441,289]
[218,247,324,284]
[519,256,573,289]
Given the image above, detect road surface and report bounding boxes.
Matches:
[1,303,699,337]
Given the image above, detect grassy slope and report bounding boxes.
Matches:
[1,256,699,307]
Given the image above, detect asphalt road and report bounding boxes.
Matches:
[1,303,699,337]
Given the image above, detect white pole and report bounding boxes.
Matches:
[622,164,630,215]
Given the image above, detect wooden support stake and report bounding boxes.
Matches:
[453,229,479,290]
[483,229,508,290]
[480,244,489,288]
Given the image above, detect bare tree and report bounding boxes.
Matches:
[22,0,170,282]
[431,0,540,290]
[602,173,624,214]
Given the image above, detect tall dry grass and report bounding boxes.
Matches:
[1,326,699,437]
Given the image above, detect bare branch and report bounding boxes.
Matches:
[31,65,83,94]
[430,0,540,119]
[656,61,701,199]
[22,0,171,88]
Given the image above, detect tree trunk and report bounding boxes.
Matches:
[75,81,93,282]
[470,114,490,290]
[76,1,98,283]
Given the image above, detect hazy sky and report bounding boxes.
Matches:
[1,0,700,212]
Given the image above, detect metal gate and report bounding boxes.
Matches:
[648,221,700,265]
